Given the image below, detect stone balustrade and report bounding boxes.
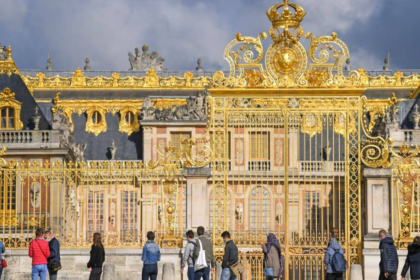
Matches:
[0,130,61,149]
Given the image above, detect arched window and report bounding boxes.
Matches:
[209,187,231,229]
[249,186,271,229]
[0,107,15,129]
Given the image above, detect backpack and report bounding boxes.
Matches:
[187,241,195,264]
[331,248,346,273]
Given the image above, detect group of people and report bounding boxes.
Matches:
[25,227,104,280]
[1,227,420,279]
[377,229,420,280]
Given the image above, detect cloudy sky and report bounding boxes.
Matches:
[1,0,419,72]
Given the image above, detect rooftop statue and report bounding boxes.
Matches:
[128,44,165,71]
[0,45,8,61]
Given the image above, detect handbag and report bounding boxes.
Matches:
[229,260,244,276]
[264,267,274,277]
[1,259,6,268]
[194,239,208,271]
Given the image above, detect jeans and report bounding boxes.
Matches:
[48,269,58,280]
[89,267,102,280]
[221,268,237,280]
[194,266,210,280]
[379,272,396,280]
[32,264,48,280]
[142,263,158,280]
[326,273,343,280]
[0,267,2,278]
[187,267,195,280]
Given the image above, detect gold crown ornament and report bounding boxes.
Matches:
[266,0,306,30]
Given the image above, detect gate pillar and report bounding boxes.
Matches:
[184,167,211,231]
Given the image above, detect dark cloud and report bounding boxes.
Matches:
[0,0,418,71]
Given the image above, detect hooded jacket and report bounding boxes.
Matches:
[379,237,398,274]
[324,238,345,273]
[401,243,420,279]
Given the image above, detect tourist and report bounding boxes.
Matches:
[401,236,420,280]
[262,233,283,279]
[181,230,196,280]
[221,231,238,280]
[142,231,161,280]
[378,229,398,280]
[193,226,215,280]
[0,238,5,278]
[87,232,105,280]
[324,228,346,280]
[29,228,50,280]
[44,229,61,280]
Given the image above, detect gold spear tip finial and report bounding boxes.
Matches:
[266,0,306,30]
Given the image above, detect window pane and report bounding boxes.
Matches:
[125,112,134,125]
[250,186,270,229]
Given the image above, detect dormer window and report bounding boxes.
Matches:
[86,106,106,136]
[0,88,23,130]
[119,107,139,135]
[125,111,134,125]
[0,107,15,129]
[92,111,102,125]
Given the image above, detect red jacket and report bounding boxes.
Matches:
[29,238,50,265]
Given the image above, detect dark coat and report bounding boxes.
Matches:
[401,243,420,279]
[47,237,60,266]
[379,237,398,274]
[87,245,105,268]
[222,240,238,269]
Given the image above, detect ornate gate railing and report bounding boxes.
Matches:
[208,95,362,279]
[0,149,187,248]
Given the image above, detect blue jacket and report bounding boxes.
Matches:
[142,241,160,265]
[0,241,5,260]
[47,237,60,265]
[401,243,420,278]
[379,237,398,273]
[324,238,344,273]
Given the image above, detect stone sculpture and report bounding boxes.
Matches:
[84,58,91,70]
[128,45,165,71]
[46,57,53,71]
[52,110,87,161]
[235,203,243,225]
[196,58,203,72]
[109,140,117,160]
[30,182,41,208]
[141,97,155,120]
[0,45,7,60]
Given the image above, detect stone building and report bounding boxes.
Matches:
[0,1,420,279]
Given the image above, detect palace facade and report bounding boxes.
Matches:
[1,1,420,279]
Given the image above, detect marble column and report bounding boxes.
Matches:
[184,167,211,231]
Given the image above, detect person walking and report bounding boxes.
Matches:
[44,229,61,280]
[379,229,398,280]
[262,233,283,279]
[324,228,347,280]
[0,239,5,278]
[182,230,196,280]
[221,231,239,280]
[142,231,161,280]
[87,232,105,280]
[29,228,50,280]
[193,226,215,280]
[401,236,420,280]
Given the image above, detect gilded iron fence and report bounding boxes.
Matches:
[208,95,362,279]
[0,157,185,249]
